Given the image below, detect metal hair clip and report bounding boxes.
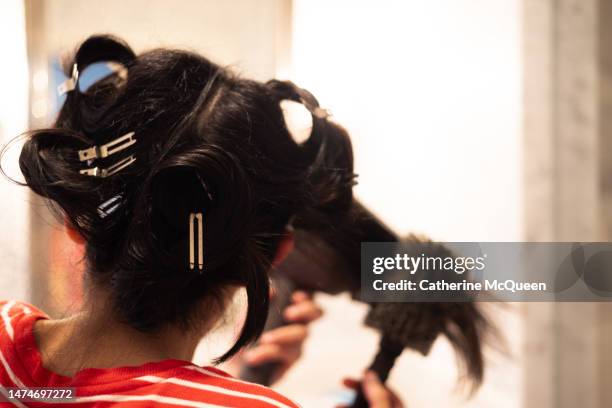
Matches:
[97,194,123,218]
[189,212,204,273]
[312,107,332,119]
[296,89,332,119]
[80,155,136,178]
[57,63,79,95]
[78,132,136,162]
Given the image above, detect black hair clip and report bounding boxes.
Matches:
[97,194,124,218]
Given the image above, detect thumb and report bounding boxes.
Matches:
[363,371,391,408]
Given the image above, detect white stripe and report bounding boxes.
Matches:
[136,375,292,408]
[0,306,29,407]
[184,366,278,394]
[184,365,301,407]
[0,347,28,407]
[0,347,26,389]
[1,301,16,341]
[184,366,300,407]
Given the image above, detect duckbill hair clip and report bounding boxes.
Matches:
[79,131,137,177]
[189,212,204,273]
[58,63,79,95]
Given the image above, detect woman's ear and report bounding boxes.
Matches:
[64,217,85,246]
[272,231,294,266]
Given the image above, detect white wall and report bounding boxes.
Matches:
[277,1,523,407]
[0,0,31,302]
[290,0,522,242]
[40,0,287,81]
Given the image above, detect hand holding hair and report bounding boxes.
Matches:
[242,291,323,384]
[338,372,404,408]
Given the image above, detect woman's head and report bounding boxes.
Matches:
[14,35,355,361]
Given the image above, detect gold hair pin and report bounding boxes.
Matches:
[189,212,204,273]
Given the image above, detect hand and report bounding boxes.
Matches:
[243,291,323,383]
[338,371,404,408]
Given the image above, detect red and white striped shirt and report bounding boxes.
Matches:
[0,300,300,408]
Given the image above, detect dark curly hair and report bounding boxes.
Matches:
[9,34,355,362]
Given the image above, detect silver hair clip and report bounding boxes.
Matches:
[57,63,79,95]
[80,155,136,178]
[312,107,332,119]
[189,212,204,273]
[301,103,331,119]
[78,132,136,162]
[297,91,332,120]
[97,194,123,218]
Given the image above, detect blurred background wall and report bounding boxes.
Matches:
[285,2,522,407]
[291,0,522,242]
[0,0,30,305]
[1,0,611,407]
[523,1,612,407]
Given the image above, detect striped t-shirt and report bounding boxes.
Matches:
[0,300,299,408]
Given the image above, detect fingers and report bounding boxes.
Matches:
[241,290,321,384]
[243,343,281,365]
[243,342,301,366]
[283,291,323,323]
[363,371,393,408]
[291,290,310,303]
[341,377,360,390]
[260,324,308,345]
[340,372,404,408]
[389,391,404,408]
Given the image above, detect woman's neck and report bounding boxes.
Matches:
[33,297,205,377]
